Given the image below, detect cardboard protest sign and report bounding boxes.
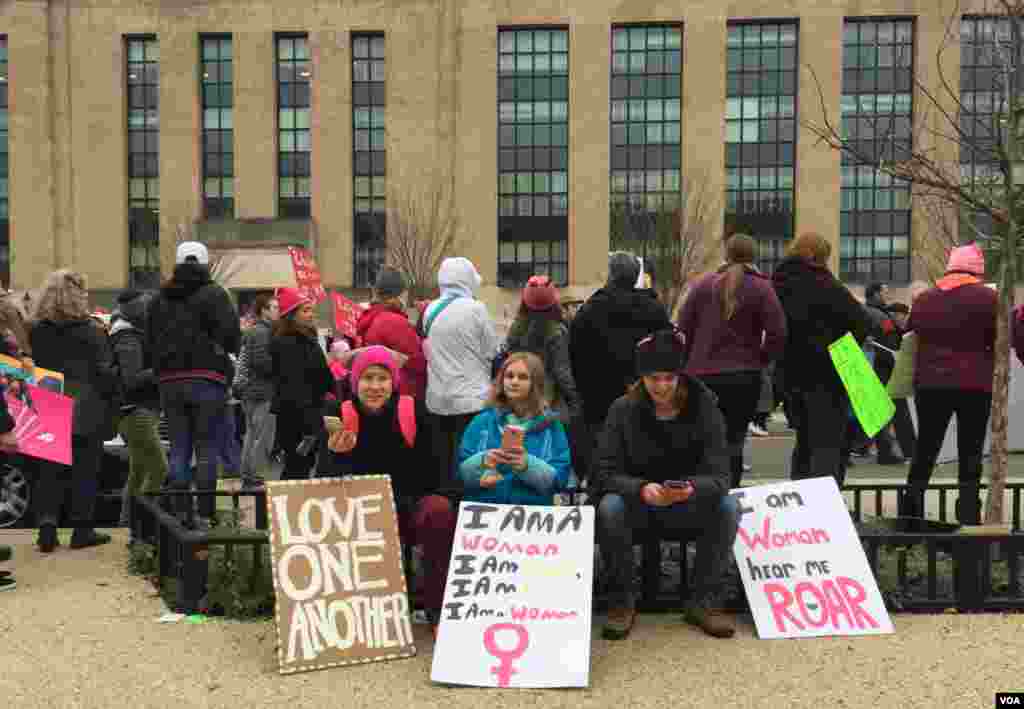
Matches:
[731,478,894,639]
[332,292,362,341]
[287,246,327,304]
[829,332,894,438]
[266,476,416,675]
[2,382,73,465]
[0,354,64,394]
[431,503,594,688]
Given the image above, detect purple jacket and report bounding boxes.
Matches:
[677,267,787,376]
[907,282,997,393]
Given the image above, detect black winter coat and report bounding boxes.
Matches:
[590,375,729,503]
[271,328,334,435]
[771,256,871,395]
[109,293,160,410]
[318,394,435,503]
[569,285,671,424]
[146,264,241,385]
[30,318,119,438]
[240,319,275,402]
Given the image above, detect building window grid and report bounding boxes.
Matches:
[959,16,1017,242]
[609,25,683,262]
[724,21,799,274]
[497,27,570,287]
[201,36,234,219]
[353,33,386,289]
[127,36,160,289]
[276,34,311,219]
[839,19,915,284]
[0,36,8,286]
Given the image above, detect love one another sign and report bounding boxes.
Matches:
[731,477,894,640]
[266,476,416,675]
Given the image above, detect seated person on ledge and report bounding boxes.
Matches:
[322,346,456,636]
[591,329,740,641]
[458,352,572,505]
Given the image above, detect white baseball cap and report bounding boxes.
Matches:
[176,241,209,265]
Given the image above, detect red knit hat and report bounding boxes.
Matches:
[276,287,310,318]
[522,275,560,312]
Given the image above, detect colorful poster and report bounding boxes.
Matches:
[731,478,894,640]
[2,382,73,465]
[266,476,416,675]
[287,246,327,304]
[431,503,594,688]
[332,292,362,341]
[0,354,64,394]
[829,332,894,438]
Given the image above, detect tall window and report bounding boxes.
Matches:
[353,33,386,288]
[724,21,798,274]
[960,17,1016,244]
[0,36,8,287]
[840,19,914,283]
[127,36,160,289]
[201,35,234,219]
[276,34,311,218]
[609,25,682,263]
[498,28,569,286]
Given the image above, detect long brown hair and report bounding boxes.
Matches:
[627,375,689,413]
[272,309,317,339]
[718,234,756,321]
[487,351,548,418]
[0,296,30,355]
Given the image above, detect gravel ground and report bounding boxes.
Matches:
[2,528,1023,709]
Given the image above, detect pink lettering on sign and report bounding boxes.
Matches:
[737,515,831,552]
[763,577,880,633]
[509,606,579,622]
[482,623,529,687]
[460,535,559,557]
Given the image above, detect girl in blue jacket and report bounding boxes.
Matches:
[458,352,572,505]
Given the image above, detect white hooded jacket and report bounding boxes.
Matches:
[423,257,499,415]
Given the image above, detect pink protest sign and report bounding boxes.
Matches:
[430,503,595,688]
[332,292,362,341]
[287,247,327,304]
[731,477,894,639]
[1,382,73,465]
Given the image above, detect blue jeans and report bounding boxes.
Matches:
[218,403,241,475]
[161,379,226,518]
[597,491,740,609]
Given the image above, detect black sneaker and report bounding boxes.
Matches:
[0,569,11,579]
[0,544,11,563]
[37,524,58,553]
[0,576,14,591]
[69,530,112,550]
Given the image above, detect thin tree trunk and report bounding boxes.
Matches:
[985,293,1013,525]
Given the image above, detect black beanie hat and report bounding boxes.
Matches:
[635,328,687,376]
[374,267,408,298]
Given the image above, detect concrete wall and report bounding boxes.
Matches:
[0,0,990,316]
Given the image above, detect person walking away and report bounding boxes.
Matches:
[569,252,671,482]
[109,290,168,530]
[423,257,499,489]
[236,293,279,488]
[458,352,572,504]
[146,242,241,529]
[356,267,428,399]
[862,282,905,464]
[271,288,333,480]
[885,302,916,461]
[30,270,120,550]
[321,346,457,636]
[900,244,997,525]
[591,329,740,640]
[678,234,786,487]
[771,232,871,486]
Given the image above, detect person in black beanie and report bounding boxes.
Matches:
[591,328,740,641]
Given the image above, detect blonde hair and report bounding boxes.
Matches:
[786,232,832,266]
[32,269,91,323]
[487,351,548,417]
[719,233,757,320]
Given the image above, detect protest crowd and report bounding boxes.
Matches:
[0,232,1017,646]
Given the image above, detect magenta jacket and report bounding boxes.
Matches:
[677,267,787,376]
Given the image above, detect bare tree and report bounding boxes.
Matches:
[379,181,462,301]
[610,173,722,318]
[805,0,1024,525]
[175,221,246,288]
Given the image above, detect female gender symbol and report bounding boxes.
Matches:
[482,623,530,687]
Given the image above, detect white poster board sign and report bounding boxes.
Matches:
[731,478,894,639]
[430,503,594,688]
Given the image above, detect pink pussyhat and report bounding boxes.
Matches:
[349,345,400,391]
[946,243,985,276]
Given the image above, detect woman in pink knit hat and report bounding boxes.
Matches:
[901,243,998,524]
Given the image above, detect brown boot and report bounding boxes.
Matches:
[684,604,735,638]
[602,607,637,640]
